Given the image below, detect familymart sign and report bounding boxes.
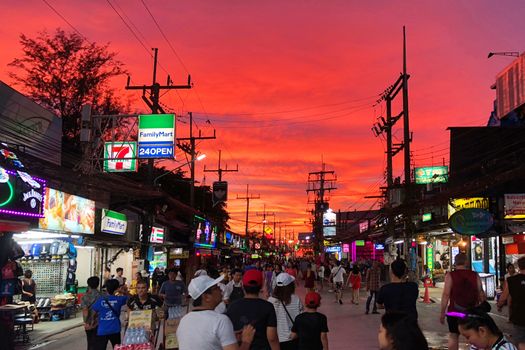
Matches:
[138,114,175,159]
[101,209,127,235]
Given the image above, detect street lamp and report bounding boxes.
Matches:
[153,153,206,186]
[487,52,520,58]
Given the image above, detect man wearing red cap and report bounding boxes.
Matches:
[226,269,280,350]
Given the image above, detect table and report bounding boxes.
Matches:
[0,304,29,347]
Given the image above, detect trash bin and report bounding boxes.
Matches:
[478,273,496,300]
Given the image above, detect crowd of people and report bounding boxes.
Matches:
[78,254,525,350]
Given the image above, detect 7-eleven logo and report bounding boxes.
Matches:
[104,142,137,172]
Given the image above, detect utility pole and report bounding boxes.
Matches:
[237,185,260,236]
[125,48,191,260]
[306,162,337,258]
[256,204,275,238]
[372,27,413,266]
[178,112,216,208]
[204,150,239,181]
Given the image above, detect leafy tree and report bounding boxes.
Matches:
[8,28,127,143]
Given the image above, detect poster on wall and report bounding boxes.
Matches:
[39,188,95,234]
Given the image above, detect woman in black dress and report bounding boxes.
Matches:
[21,269,36,304]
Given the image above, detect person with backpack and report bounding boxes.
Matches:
[81,276,103,350]
[91,279,128,349]
[439,252,486,350]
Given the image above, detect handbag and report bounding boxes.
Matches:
[280,300,299,349]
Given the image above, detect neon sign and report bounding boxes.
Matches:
[0,168,46,218]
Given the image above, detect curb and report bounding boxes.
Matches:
[32,321,84,343]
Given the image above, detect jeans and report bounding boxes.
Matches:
[95,332,121,350]
[85,328,97,350]
[366,290,378,312]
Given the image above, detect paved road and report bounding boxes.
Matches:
[19,285,515,350]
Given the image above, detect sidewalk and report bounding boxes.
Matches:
[15,314,83,349]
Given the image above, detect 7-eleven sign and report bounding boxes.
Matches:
[104,142,137,172]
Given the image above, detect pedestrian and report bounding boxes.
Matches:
[497,256,525,349]
[129,271,143,295]
[151,267,163,294]
[268,272,304,349]
[347,265,362,305]
[81,276,102,350]
[304,264,316,292]
[365,260,381,314]
[127,279,162,327]
[377,258,418,320]
[439,252,486,350]
[21,269,37,304]
[92,279,128,350]
[505,263,516,280]
[377,312,428,350]
[102,267,111,292]
[330,260,346,305]
[317,263,325,291]
[226,269,280,350]
[224,268,245,306]
[290,292,329,350]
[177,275,255,350]
[114,267,125,286]
[447,303,518,350]
[263,264,276,298]
[159,268,187,319]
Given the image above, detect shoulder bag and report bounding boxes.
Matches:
[280,300,299,349]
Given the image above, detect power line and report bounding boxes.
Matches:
[40,0,85,39]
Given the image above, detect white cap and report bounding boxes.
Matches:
[188,275,224,299]
[194,269,208,277]
[275,272,295,287]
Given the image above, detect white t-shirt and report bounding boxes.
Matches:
[331,266,346,283]
[319,265,325,279]
[177,310,238,350]
[268,295,304,342]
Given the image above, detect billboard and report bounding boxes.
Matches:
[323,208,336,237]
[39,188,95,234]
[414,166,448,184]
[100,209,127,235]
[138,114,175,159]
[194,215,217,248]
[104,142,137,172]
[0,166,45,218]
[504,194,525,219]
[448,197,489,218]
[496,54,525,119]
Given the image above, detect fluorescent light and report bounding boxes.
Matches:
[394,240,404,244]
[19,239,55,244]
[196,154,206,161]
[420,241,428,245]
[74,246,94,249]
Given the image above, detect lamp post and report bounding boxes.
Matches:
[153,153,206,187]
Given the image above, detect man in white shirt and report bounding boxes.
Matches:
[330,260,346,305]
[223,269,244,305]
[177,275,254,350]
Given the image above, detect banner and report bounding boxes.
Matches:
[504,194,525,219]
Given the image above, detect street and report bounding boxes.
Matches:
[19,285,516,350]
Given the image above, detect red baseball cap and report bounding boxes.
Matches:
[243,269,263,287]
[305,292,321,307]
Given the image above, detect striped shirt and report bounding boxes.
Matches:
[268,295,304,342]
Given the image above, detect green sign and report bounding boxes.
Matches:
[426,244,433,274]
[104,142,137,172]
[414,166,448,184]
[449,208,493,235]
[422,213,432,222]
[138,114,175,159]
[355,240,365,246]
[101,209,127,235]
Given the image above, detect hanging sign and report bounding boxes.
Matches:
[449,208,494,236]
[101,209,127,235]
[0,167,46,218]
[104,142,137,172]
[427,244,434,273]
[504,194,525,219]
[138,114,175,159]
[212,181,228,206]
[150,226,165,243]
[414,166,448,184]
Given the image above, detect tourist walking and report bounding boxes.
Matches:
[81,276,102,350]
[92,279,128,350]
[268,272,304,349]
[377,258,419,320]
[159,268,187,319]
[304,264,316,292]
[226,269,280,350]
[290,292,329,350]
[177,275,255,350]
[365,261,381,314]
[439,252,485,350]
[378,312,428,350]
[347,265,362,305]
[330,261,346,305]
[497,256,525,349]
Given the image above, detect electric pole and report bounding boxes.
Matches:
[237,185,260,236]
[306,162,337,258]
[125,48,191,260]
[256,204,275,238]
[204,150,239,181]
[178,112,216,208]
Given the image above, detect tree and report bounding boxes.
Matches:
[8,28,127,143]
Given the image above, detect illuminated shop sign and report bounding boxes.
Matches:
[504,194,525,219]
[422,213,432,222]
[0,167,46,218]
[104,142,137,172]
[138,114,175,159]
[39,188,95,234]
[323,208,336,237]
[194,215,217,248]
[100,209,127,235]
[448,197,489,218]
[414,166,448,184]
[150,226,164,243]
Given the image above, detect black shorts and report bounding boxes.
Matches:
[335,282,343,290]
[447,316,459,334]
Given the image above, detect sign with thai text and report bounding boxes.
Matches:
[414,166,448,184]
[504,194,525,219]
[449,208,494,235]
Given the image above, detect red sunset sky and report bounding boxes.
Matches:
[1,1,524,238]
